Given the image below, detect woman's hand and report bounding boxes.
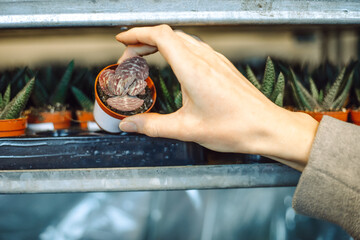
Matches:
[115,25,319,171]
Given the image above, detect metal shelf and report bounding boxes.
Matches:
[0,163,300,193]
[0,132,300,193]
[1,0,360,28]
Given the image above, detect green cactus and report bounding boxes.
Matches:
[245,65,261,89]
[1,84,11,110]
[49,60,74,105]
[290,65,354,111]
[152,66,183,114]
[71,86,94,112]
[260,57,276,98]
[159,75,175,113]
[246,57,285,107]
[174,90,183,110]
[0,78,35,120]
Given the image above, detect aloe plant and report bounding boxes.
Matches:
[152,65,182,114]
[290,64,355,111]
[0,78,35,120]
[71,86,93,112]
[246,57,285,107]
[31,60,74,110]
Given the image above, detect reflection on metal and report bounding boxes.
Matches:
[0,0,360,28]
[0,163,300,193]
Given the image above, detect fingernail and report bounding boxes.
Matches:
[119,121,138,132]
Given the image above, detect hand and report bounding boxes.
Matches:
[116,25,319,171]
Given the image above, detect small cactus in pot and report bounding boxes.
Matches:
[0,78,35,137]
[97,57,155,115]
[94,57,156,133]
[289,62,355,122]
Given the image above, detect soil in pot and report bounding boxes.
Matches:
[96,84,153,116]
[0,117,27,137]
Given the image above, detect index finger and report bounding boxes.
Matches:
[116,25,189,72]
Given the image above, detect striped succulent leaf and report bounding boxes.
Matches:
[274,92,283,107]
[0,78,35,120]
[291,69,320,111]
[245,65,261,89]
[159,76,174,113]
[3,84,11,107]
[309,77,319,102]
[289,81,304,110]
[174,90,182,109]
[50,60,74,105]
[260,57,275,98]
[322,67,346,109]
[270,72,285,103]
[330,70,354,110]
[71,86,94,112]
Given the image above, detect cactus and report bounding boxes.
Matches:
[290,65,354,111]
[0,84,11,111]
[71,86,94,112]
[98,57,149,112]
[152,65,183,114]
[49,60,74,105]
[246,57,285,107]
[0,78,35,120]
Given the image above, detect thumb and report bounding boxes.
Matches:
[119,112,182,139]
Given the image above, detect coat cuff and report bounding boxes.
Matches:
[292,116,360,239]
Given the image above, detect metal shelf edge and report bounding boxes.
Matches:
[0,163,300,193]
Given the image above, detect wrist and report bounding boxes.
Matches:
[257,107,319,170]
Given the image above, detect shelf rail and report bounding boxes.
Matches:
[1,0,360,28]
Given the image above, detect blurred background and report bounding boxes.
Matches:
[0,26,358,70]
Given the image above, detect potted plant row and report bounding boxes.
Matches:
[244,58,360,124]
[0,57,205,169]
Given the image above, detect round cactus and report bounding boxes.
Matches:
[98,57,149,112]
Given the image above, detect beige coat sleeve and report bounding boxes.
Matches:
[292,116,360,239]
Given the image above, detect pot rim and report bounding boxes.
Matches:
[94,63,157,120]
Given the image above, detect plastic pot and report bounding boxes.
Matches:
[350,109,360,125]
[308,110,349,122]
[0,117,27,137]
[76,110,95,129]
[94,64,157,133]
[27,111,72,131]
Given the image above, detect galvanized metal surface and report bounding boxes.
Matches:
[0,0,360,28]
[0,163,300,193]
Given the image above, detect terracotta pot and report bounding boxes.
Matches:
[94,64,157,133]
[0,117,27,137]
[76,110,95,129]
[28,111,72,130]
[310,110,350,122]
[350,109,360,125]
